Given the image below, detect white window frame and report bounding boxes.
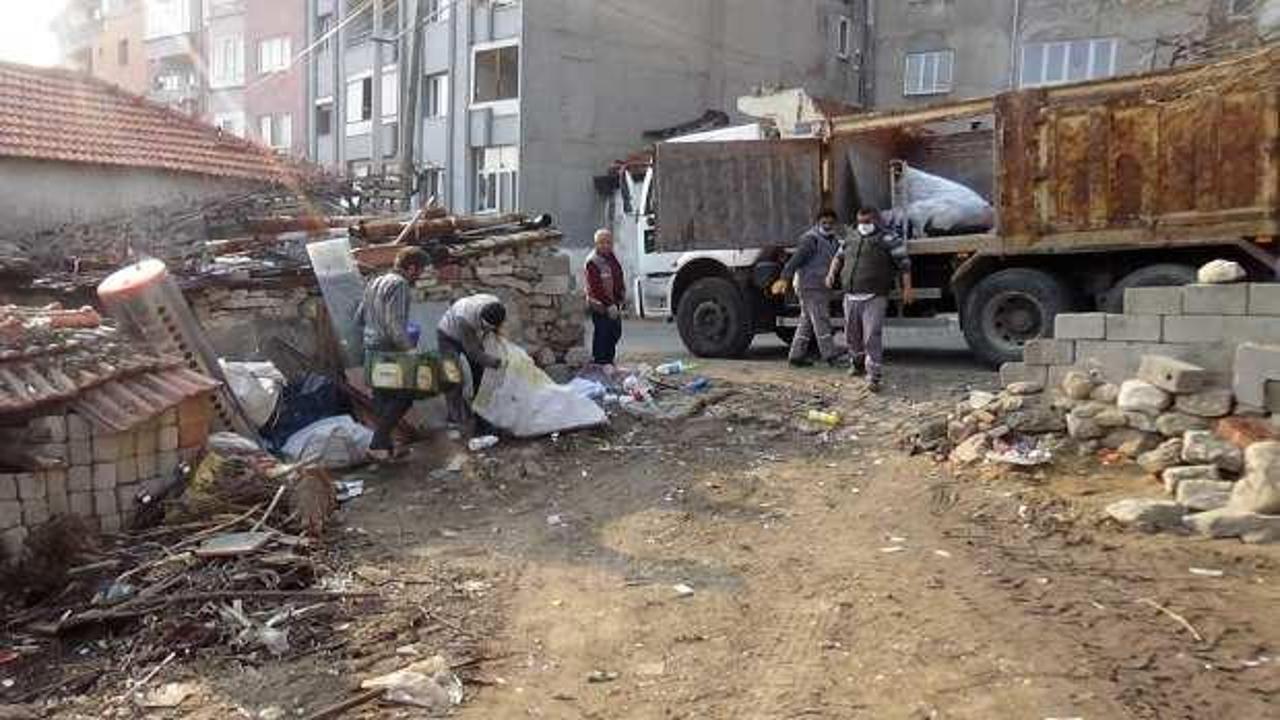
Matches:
[425,0,451,23]
[903,49,954,96]
[470,39,520,114]
[836,16,852,60]
[1020,38,1118,88]
[474,146,518,214]
[424,72,449,119]
[209,34,244,88]
[345,72,373,136]
[421,167,446,205]
[258,35,291,74]
[315,97,334,136]
[145,0,190,40]
[212,110,245,138]
[258,113,292,149]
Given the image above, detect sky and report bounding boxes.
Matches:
[0,0,70,67]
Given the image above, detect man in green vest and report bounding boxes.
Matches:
[827,208,914,392]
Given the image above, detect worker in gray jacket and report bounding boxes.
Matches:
[437,293,506,432]
[827,208,914,392]
[772,208,847,367]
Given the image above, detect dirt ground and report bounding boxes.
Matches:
[8,350,1280,719]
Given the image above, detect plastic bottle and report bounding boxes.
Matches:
[655,360,687,376]
[806,410,842,428]
[683,377,711,394]
[468,435,500,451]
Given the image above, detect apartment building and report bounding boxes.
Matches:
[306,0,867,247]
[54,0,150,96]
[871,0,1273,108]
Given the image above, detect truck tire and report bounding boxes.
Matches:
[676,276,753,358]
[963,268,1070,367]
[1102,263,1197,313]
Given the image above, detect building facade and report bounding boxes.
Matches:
[870,0,1274,109]
[306,0,868,246]
[54,0,150,96]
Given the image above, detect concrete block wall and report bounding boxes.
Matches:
[1004,283,1280,389]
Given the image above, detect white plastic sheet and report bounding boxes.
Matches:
[898,166,994,235]
[281,415,373,468]
[219,360,286,428]
[472,338,608,438]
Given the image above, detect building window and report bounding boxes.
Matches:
[316,13,334,54]
[1020,38,1117,87]
[212,111,245,138]
[316,101,333,136]
[258,36,292,74]
[836,16,852,59]
[117,39,128,66]
[145,0,191,39]
[210,35,244,88]
[381,69,398,119]
[421,167,445,204]
[426,0,450,23]
[259,113,292,149]
[346,76,373,135]
[904,50,954,96]
[474,145,518,214]
[424,72,448,118]
[472,42,519,105]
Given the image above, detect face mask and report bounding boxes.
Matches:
[857,223,876,236]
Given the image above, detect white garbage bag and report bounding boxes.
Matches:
[472,338,608,437]
[281,415,373,468]
[219,360,286,428]
[898,166,994,235]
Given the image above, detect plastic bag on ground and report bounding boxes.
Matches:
[565,377,607,401]
[896,165,994,236]
[219,360,286,428]
[361,655,464,710]
[472,338,608,437]
[281,415,373,468]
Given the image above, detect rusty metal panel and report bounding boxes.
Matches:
[1051,112,1092,231]
[1108,106,1160,223]
[1159,98,1200,214]
[654,139,822,251]
[1219,92,1263,210]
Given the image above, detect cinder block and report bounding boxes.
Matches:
[0,474,15,501]
[2,526,28,563]
[27,415,67,443]
[136,452,157,480]
[1138,355,1209,393]
[92,434,120,463]
[1233,343,1280,408]
[68,465,93,492]
[93,489,118,518]
[158,426,179,452]
[0,500,21,530]
[99,512,122,533]
[158,451,179,479]
[1183,283,1248,315]
[115,456,137,486]
[66,413,91,440]
[16,473,44,501]
[1000,362,1047,388]
[1075,341,1133,383]
[1223,317,1280,345]
[1163,315,1226,344]
[1125,286,1183,316]
[1055,313,1106,340]
[1106,314,1162,342]
[92,462,117,490]
[1247,283,1280,315]
[69,439,92,466]
[1023,338,1075,366]
[45,470,68,507]
[116,484,139,517]
[135,425,157,456]
[68,491,94,518]
[48,486,69,515]
[21,498,49,526]
[30,443,68,463]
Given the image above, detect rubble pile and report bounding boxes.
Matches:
[939,380,1064,467]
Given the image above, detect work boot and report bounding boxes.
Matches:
[867,375,883,393]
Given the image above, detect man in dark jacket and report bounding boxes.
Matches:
[772,208,846,367]
[357,247,428,460]
[584,228,625,365]
[437,293,506,433]
[827,208,913,392]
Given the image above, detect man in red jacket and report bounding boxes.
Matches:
[584,228,626,365]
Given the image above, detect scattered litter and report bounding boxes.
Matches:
[334,479,365,502]
[672,583,695,598]
[806,410,842,428]
[683,377,711,394]
[879,546,906,554]
[933,549,953,559]
[889,536,907,543]
[587,670,619,683]
[195,532,274,558]
[986,434,1052,466]
[546,514,564,527]
[468,435,500,452]
[1189,567,1225,578]
[138,681,200,709]
[655,360,692,376]
[361,655,464,710]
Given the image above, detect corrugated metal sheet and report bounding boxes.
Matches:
[654,139,823,251]
[71,367,219,433]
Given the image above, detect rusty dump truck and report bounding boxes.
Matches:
[634,47,1278,364]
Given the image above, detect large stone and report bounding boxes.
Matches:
[1182,430,1244,474]
[1196,259,1247,285]
[1216,416,1280,449]
[1175,479,1235,511]
[1006,381,1044,396]
[1162,464,1222,494]
[1061,371,1096,401]
[1000,362,1047,389]
[1233,343,1280,410]
[950,434,990,465]
[1106,499,1187,532]
[1184,507,1280,543]
[1155,412,1212,437]
[1090,383,1120,404]
[1094,408,1130,428]
[1117,380,1172,414]
[1139,439,1184,474]
[1137,355,1209,394]
[1228,441,1280,514]
[1174,388,1234,418]
[1103,428,1159,457]
[1125,411,1158,433]
[1004,406,1066,434]
[1070,401,1109,419]
[1067,413,1105,440]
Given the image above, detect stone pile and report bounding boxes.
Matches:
[945,380,1065,465]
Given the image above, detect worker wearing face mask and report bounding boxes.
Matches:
[826,208,914,392]
[772,208,848,368]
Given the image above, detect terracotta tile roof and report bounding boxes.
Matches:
[0,306,218,429]
[0,61,305,183]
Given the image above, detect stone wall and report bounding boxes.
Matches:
[1,396,211,564]
[189,284,325,361]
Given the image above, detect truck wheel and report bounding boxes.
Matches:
[963,268,1070,367]
[676,277,753,358]
[1102,263,1197,313]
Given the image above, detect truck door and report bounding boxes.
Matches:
[653,139,823,252]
